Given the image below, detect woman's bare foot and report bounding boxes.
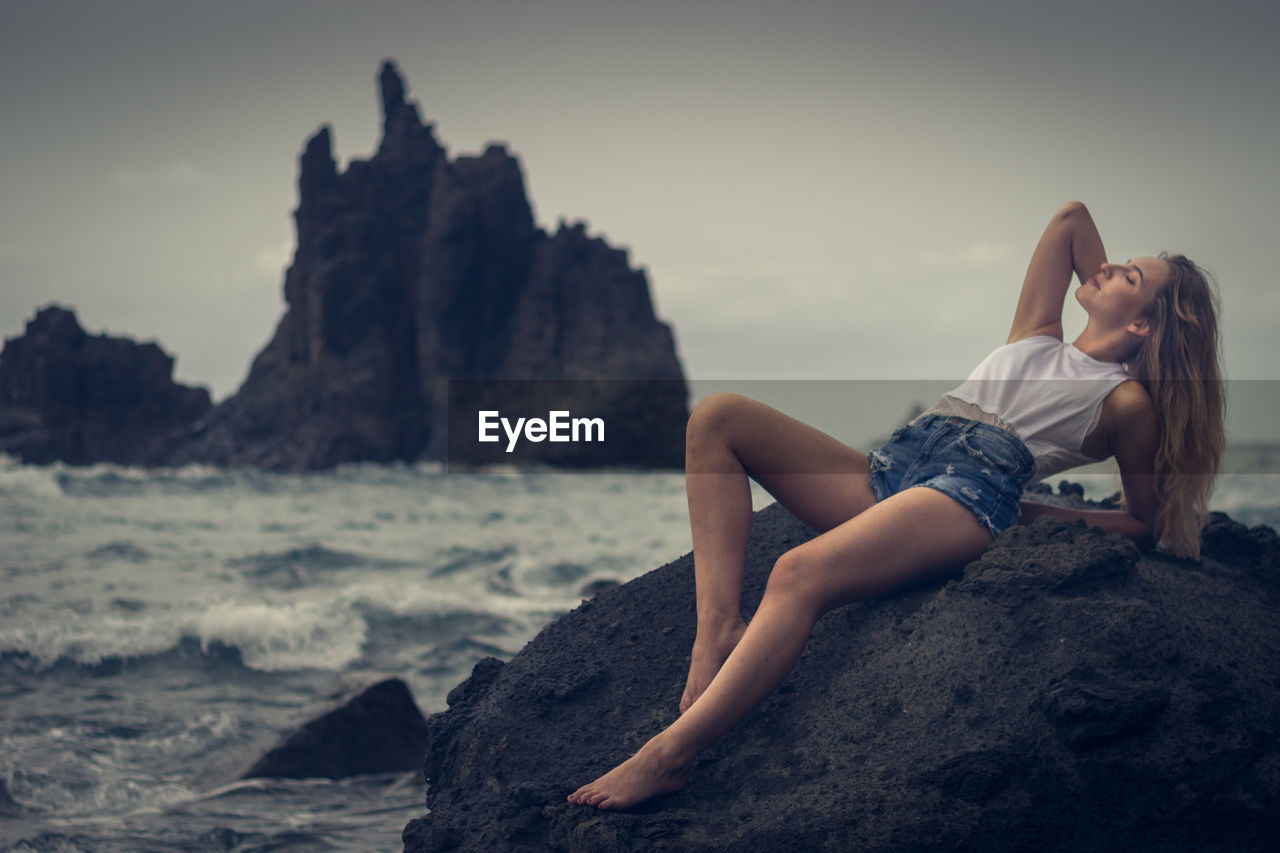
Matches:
[679,619,747,714]
[567,738,693,810]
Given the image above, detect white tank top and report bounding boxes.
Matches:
[932,335,1133,482]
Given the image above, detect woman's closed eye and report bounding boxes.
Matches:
[1123,259,1145,287]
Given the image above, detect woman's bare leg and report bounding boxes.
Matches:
[679,393,879,713]
[568,486,993,809]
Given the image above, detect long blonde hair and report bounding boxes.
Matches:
[1124,253,1225,559]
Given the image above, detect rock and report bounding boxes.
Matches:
[1057,480,1086,499]
[0,305,211,465]
[243,677,428,780]
[403,494,1280,853]
[169,59,686,471]
[1201,511,1280,570]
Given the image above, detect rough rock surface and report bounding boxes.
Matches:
[168,60,686,471]
[403,496,1280,853]
[243,678,428,780]
[0,305,211,465]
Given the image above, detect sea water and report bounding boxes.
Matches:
[2,449,1277,852]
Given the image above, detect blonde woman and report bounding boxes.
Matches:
[569,201,1225,809]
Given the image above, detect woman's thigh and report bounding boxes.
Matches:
[772,485,994,613]
[687,393,878,534]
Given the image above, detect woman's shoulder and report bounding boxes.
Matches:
[1105,379,1154,414]
[1101,380,1159,456]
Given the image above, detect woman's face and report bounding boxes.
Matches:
[1076,255,1172,330]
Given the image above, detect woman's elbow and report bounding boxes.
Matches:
[1129,513,1156,548]
[1057,201,1089,221]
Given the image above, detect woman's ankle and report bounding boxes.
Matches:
[694,613,746,644]
[643,729,700,773]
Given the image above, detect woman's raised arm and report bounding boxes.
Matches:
[1007,202,1108,343]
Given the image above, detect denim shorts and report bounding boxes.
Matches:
[867,414,1037,540]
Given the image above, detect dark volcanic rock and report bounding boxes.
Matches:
[0,305,211,465]
[403,500,1280,853]
[244,678,428,780]
[169,59,685,471]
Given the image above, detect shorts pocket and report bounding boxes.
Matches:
[956,429,1033,478]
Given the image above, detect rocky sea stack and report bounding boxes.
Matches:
[403,498,1280,853]
[168,60,686,471]
[0,60,687,470]
[0,305,211,465]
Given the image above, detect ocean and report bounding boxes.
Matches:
[2,447,1278,852]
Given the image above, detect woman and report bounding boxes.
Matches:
[568,201,1224,810]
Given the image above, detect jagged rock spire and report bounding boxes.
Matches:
[379,59,407,130]
[377,59,431,160]
[299,125,337,197]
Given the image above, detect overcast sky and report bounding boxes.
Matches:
[2,0,1277,443]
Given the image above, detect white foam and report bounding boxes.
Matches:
[0,613,185,667]
[0,598,369,673]
[196,599,367,671]
[0,457,65,499]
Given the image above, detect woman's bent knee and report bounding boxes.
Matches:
[688,392,751,432]
[686,393,760,453]
[763,549,827,612]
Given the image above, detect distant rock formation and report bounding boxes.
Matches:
[0,305,211,465]
[167,59,686,471]
[403,496,1280,853]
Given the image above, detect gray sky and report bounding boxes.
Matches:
[2,0,1277,443]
